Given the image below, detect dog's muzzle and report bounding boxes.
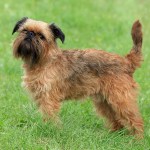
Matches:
[26,31,35,40]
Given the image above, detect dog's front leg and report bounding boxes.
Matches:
[36,93,61,125]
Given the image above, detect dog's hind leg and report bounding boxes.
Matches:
[93,94,124,131]
[104,77,144,138]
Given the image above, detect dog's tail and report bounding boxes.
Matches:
[126,20,143,73]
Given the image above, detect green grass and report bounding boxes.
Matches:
[0,0,150,149]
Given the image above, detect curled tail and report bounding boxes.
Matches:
[126,20,143,73]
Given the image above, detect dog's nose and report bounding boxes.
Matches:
[27,31,35,38]
[29,31,34,37]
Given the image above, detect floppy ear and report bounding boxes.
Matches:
[12,17,28,35]
[49,23,65,43]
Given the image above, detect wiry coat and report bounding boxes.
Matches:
[12,18,143,138]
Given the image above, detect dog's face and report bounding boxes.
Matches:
[12,17,65,65]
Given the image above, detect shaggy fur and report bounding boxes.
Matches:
[12,17,143,138]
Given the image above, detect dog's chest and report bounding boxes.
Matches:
[22,69,54,97]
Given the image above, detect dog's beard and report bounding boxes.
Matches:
[17,39,41,65]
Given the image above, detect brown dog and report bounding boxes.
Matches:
[12,17,143,138]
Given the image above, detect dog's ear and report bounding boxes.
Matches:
[12,17,28,35]
[49,23,65,43]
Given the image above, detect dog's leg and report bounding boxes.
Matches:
[106,85,144,138]
[93,95,123,131]
[37,95,61,125]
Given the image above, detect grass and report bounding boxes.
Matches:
[0,0,150,149]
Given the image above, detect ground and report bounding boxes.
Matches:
[0,0,150,149]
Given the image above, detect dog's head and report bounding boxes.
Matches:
[12,17,65,65]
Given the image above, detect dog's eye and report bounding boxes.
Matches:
[22,29,27,33]
[38,33,45,40]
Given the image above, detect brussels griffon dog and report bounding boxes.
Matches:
[12,17,143,138]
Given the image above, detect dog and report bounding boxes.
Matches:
[12,17,143,138]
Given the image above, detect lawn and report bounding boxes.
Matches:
[0,0,150,149]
